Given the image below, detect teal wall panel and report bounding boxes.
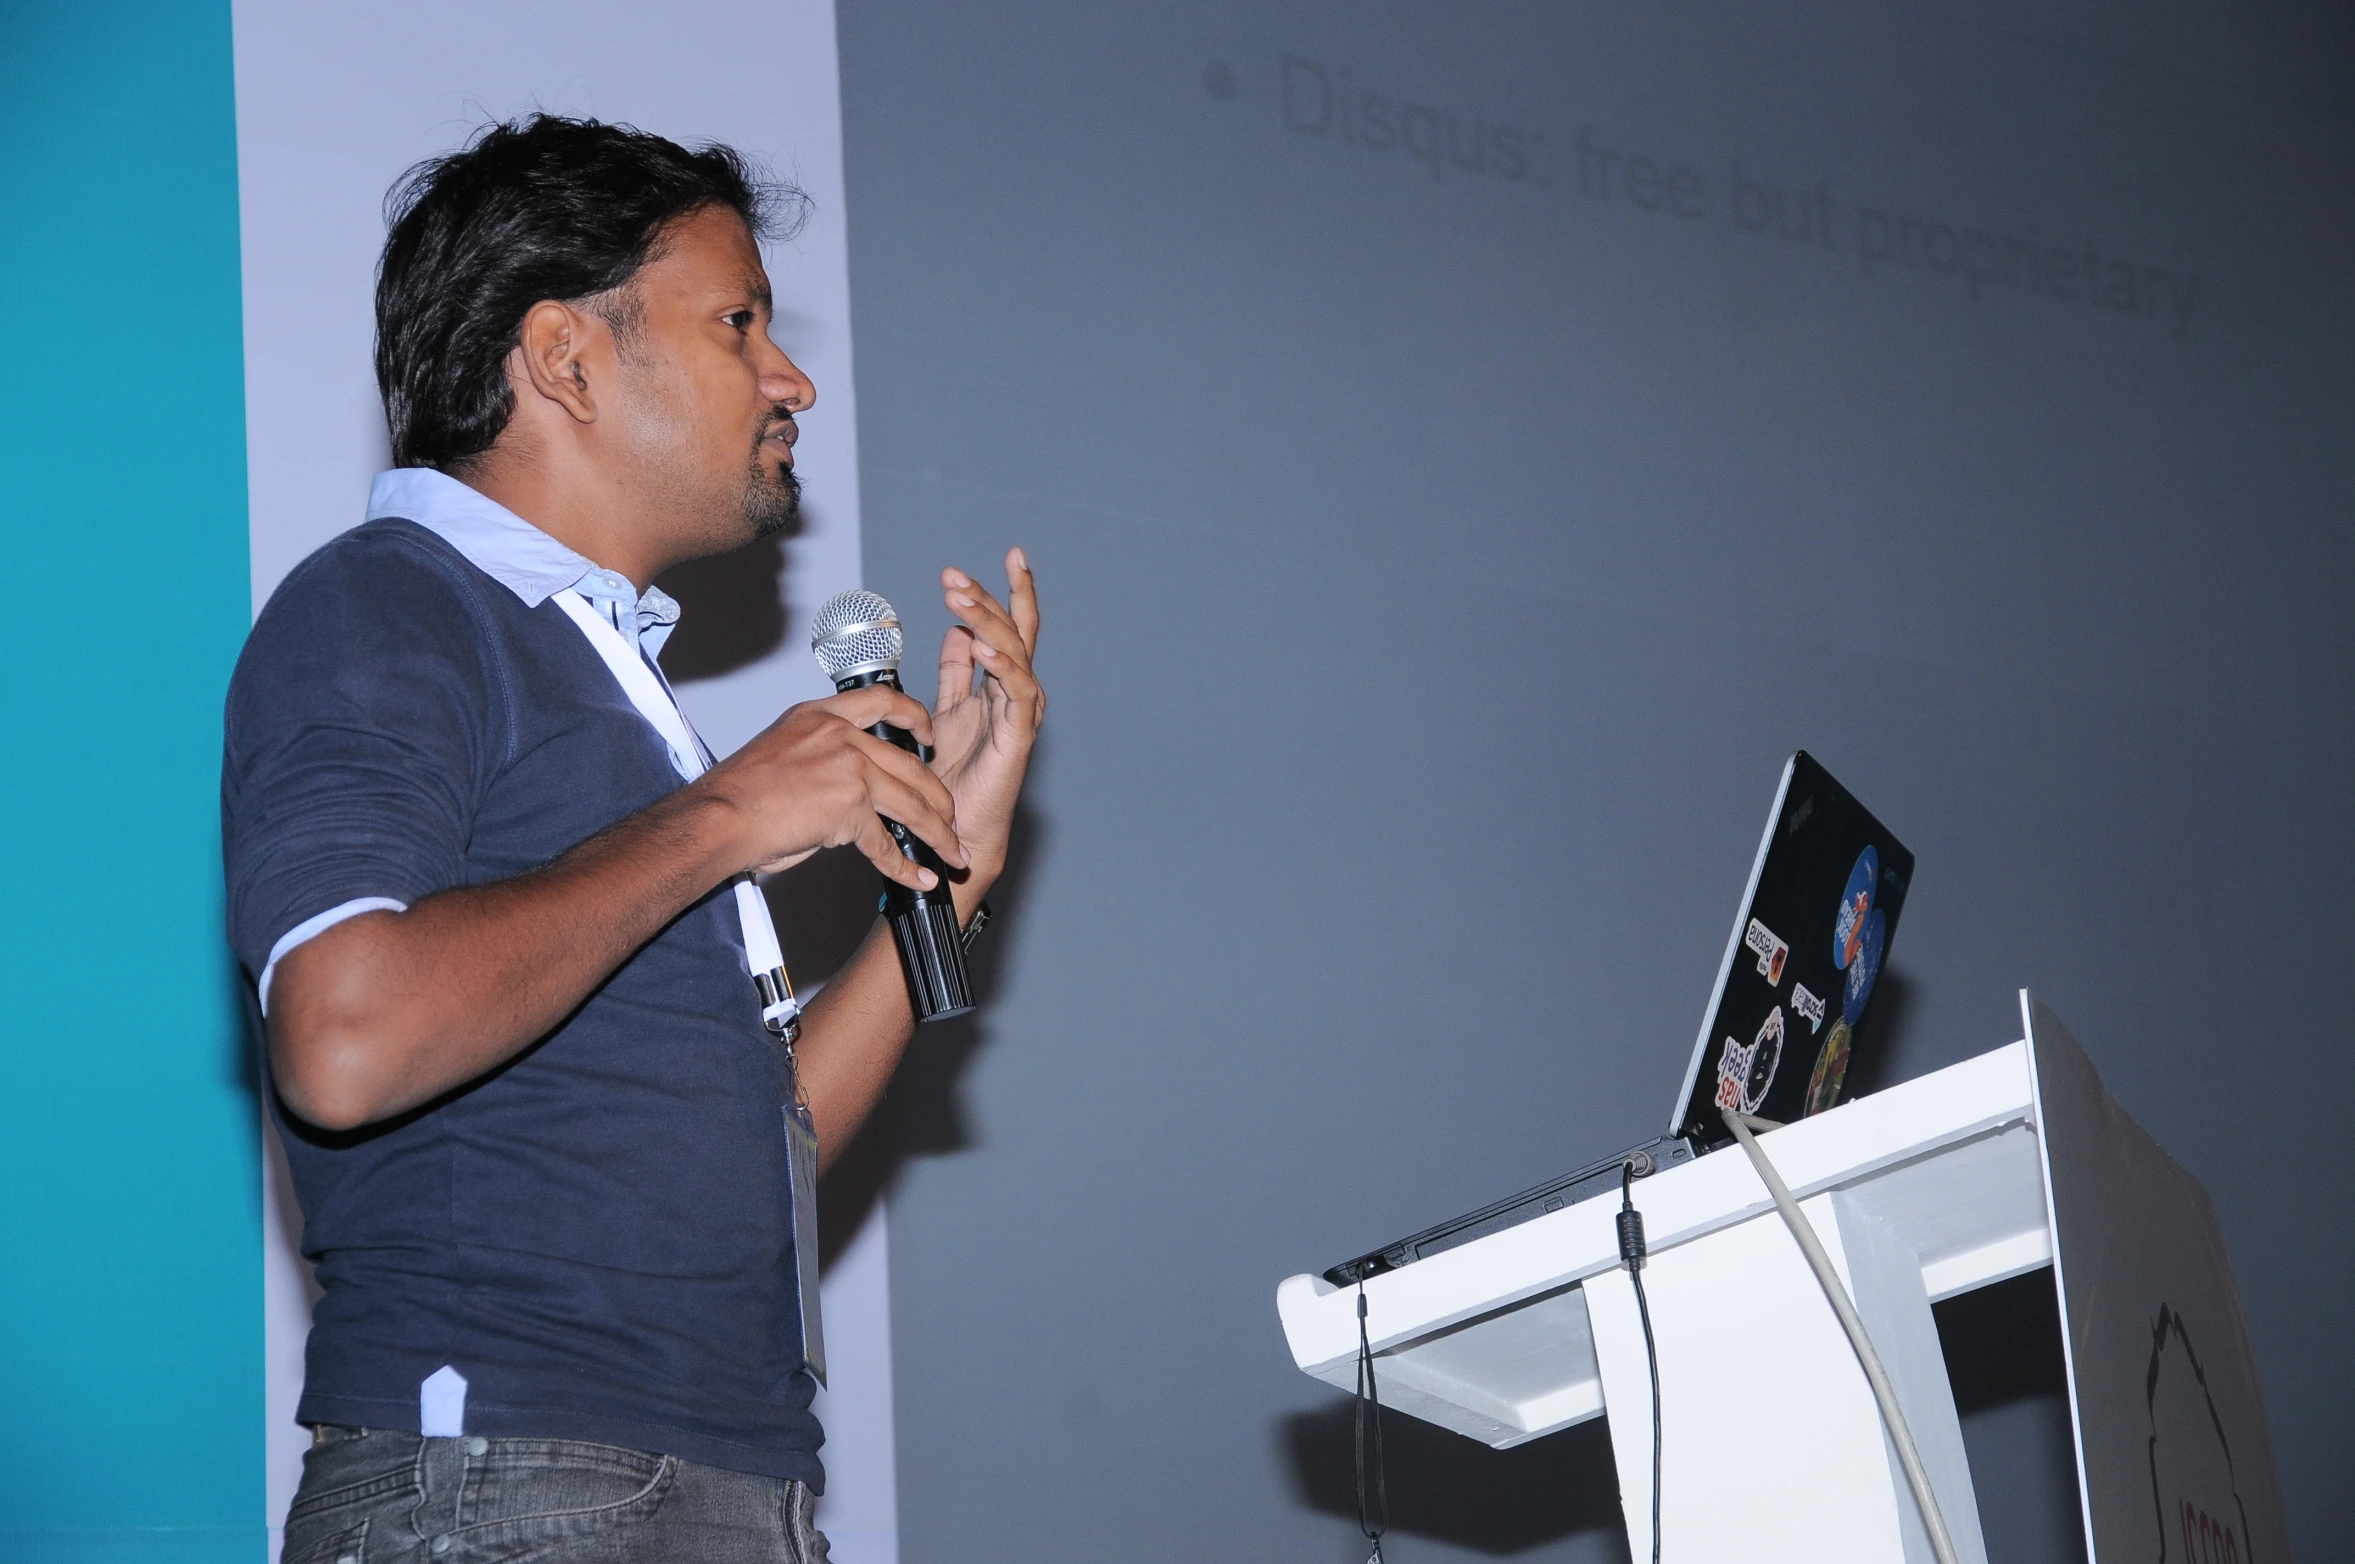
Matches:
[0,1,260,1557]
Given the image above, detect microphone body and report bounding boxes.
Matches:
[812,592,976,1022]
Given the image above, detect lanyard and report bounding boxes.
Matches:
[554,586,830,1386]
[551,588,802,1043]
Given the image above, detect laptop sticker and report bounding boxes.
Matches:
[1843,906,1885,1025]
[1790,983,1825,1035]
[1835,846,1878,970]
[1714,1004,1786,1116]
[1805,1019,1852,1115]
[1743,917,1789,986]
[1713,1039,1743,1112]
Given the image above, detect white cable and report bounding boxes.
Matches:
[1719,1107,1963,1564]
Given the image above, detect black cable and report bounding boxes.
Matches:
[1620,1161,1662,1564]
[1353,1285,1389,1564]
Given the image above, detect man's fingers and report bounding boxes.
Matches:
[853,815,937,891]
[846,730,966,864]
[818,684,935,746]
[941,569,1035,677]
[1005,545,1040,656]
[936,623,977,712]
[968,634,1043,714]
[864,769,968,872]
[712,695,978,877]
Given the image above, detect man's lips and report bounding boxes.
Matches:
[762,418,799,464]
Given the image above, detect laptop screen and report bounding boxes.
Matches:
[1667,751,1914,1148]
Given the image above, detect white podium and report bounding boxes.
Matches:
[1277,993,2288,1562]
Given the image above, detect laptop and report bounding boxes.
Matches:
[1323,751,1914,1287]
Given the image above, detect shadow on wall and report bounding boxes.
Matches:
[1279,1400,1632,1557]
[808,796,1050,1271]
[658,531,792,681]
[1940,1264,2072,1415]
[235,965,327,1312]
[1936,1266,2089,1564]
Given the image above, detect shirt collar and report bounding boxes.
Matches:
[366,468,680,656]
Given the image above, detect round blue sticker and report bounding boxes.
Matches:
[1844,907,1885,1025]
[1834,846,1879,971]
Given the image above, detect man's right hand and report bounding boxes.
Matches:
[697,684,967,886]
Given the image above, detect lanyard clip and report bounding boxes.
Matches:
[755,968,803,1047]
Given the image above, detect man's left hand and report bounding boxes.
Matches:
[929,547,1044,908]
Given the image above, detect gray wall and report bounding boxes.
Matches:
[833,3,2355,1559]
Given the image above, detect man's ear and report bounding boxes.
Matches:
[511,299,602,425]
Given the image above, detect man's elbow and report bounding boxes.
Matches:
[275,1066,381,1134]
[270,1019,392,1132]
[267,940,404,1131]
[268,970,402,1130]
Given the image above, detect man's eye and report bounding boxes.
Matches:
[726,310,755,330]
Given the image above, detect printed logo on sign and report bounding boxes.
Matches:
[1743,918,1789,986]
[1790,983,1825,1034]
[2148,1305,2251,1564]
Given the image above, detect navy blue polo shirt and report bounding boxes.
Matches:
[222,469,820,1484]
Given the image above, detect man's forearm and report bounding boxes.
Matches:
[794,922,917,1169]
[796,874,995,1168]
[268,787,748,1130]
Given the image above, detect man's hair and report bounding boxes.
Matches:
[375,114,806,472]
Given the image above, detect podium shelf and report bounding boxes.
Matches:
[1276,1040,2047,1449]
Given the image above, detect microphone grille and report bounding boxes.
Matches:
[810,588,904,682]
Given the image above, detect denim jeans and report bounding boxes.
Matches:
[282,1426,831,1564]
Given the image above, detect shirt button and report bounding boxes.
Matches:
[432,1535,452,1555]
[465,1435,489,1456]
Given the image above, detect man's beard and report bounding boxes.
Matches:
[743,449,802,541]
[742,405,803,541]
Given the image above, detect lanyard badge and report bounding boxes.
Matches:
[555,589,825,1385]
[759,944,825,1388]
[781,1081,827,1386]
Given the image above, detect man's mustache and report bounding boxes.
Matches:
[758,407,799,450]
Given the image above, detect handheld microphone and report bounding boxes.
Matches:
[810,589,975,1022]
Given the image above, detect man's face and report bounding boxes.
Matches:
[605,204,815,562]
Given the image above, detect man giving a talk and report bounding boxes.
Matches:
[225,115,1042,1563]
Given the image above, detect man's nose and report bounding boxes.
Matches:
[760,341,816,414]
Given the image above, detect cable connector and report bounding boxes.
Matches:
[1616,1203,1648,1270]
[1618,1159,1651,1271]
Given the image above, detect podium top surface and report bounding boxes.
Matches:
[1276,1039,2048,1447]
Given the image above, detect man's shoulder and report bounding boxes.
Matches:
[245,517,537,669]
[257,515,496,629]
[230,516,525,720]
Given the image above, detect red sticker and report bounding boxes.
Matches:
[1743,918,1789,987]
